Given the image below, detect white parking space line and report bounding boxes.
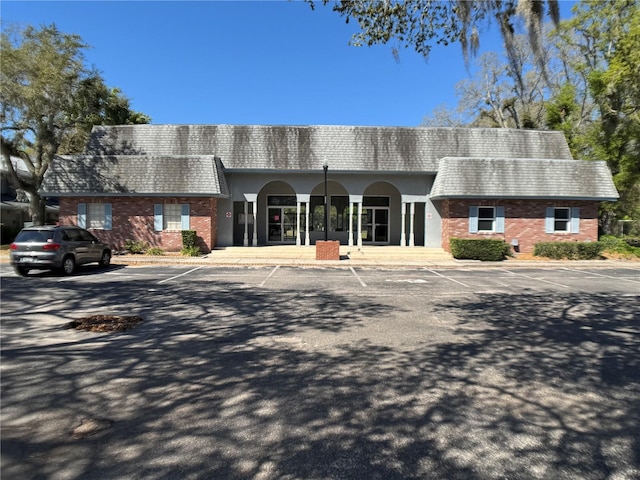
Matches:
[426,269,470,288]
[500,269,570,288]
[259,266,280,287]
[349,267,367,287]
[561,267,640,283]
[157,266,203,284]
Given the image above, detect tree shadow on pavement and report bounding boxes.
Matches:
[1,276,638,479]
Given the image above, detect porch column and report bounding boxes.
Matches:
[424,202,428,248]
[243,193,258,247]
[296,201,301,246]
[400,201,407,247]
[251,201,258,246]
[357,201,363,248]
[409,202,415,247]
[243,200,249,247]
[348,201,354,247]
[297,194,311,247]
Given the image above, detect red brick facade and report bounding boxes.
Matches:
[59,196,218,253]
[441,199,599,254]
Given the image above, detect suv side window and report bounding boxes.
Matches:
[66,229,83,242]
[79,230,96,242]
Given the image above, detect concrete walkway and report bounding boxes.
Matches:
[111,245,640,269]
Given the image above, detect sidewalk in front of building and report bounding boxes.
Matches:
[111,245,640,269]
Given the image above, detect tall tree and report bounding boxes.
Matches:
[309,0,560,73]
[0,24,150,225]
[552,0,639,233]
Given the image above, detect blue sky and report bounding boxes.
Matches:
[2,1,574,127]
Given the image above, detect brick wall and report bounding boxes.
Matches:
[59,196,218,253]
[315,240,340,260]
[441,199,600,253]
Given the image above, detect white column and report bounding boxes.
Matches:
[296,201,301,246]
[243,200,249,247]
[357,202,363,248]
[348,201,354,247]
[252,201,258,246]
[424,203,429,248]
[409,202,415,247]
[400,201,407,247]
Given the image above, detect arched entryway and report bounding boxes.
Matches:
[361,181,402,245]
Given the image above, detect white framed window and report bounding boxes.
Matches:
[469,206,505,233]
[78,203,112,230]
[478,207,496,232]
[154,203,190,231]
[163,204,182,231]
[546,207,580,233]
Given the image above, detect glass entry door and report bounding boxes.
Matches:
[268,207,300,243]
[362,208,389,243]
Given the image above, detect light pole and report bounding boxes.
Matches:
[323,160,328,242]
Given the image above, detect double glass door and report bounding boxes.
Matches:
[268,207,301,243]
[362,207,389,243]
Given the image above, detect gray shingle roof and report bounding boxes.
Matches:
[41,155,229,196]
[430,157,619,200]
[86,124,573,172]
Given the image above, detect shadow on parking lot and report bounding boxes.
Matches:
[1,276,639,479]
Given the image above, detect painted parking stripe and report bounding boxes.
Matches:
[158,266,203,284]
[426,269,470,288]
[500,269,570,288]
[349,267,367,287]
[561,267,640,283]
[258,266,280,287]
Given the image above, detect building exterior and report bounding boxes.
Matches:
[41,124,618,254]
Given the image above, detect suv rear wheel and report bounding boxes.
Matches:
[14,266,29,276]
[61,255,76,275]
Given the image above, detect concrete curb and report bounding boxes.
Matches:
[109,254,640,270]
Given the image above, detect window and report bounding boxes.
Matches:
[546,207,580,233]
[163,204,182,230]
[78,203,112,230]
[309,195,350,232]
[154,204,190,231]
[554,207,570,232]
[478,207,496,232]
[469,206,505,234]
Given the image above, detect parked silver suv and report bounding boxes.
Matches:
[9,225,112,276]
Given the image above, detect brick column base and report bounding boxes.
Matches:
[316,240,340,260]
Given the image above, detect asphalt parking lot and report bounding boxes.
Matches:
[1,264,639,479]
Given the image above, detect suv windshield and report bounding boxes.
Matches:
[14,230,55,243]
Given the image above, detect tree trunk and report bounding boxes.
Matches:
[29,194,46,226]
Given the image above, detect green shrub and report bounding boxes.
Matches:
[124,239,149,254]
[599,235,640,258]
[181,230,198,249]
[145,247,164,256]
[450,238,512,261]
[533,241,604,260]
[181,246,201,257]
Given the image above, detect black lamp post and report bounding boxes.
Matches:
[323,160,329,242]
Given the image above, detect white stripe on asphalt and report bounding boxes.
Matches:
[259,266,280,287]
[158,266,203,284]
[500,269,569,288]
[561,267,640,283]
[349,266,367,287]
[426,269,470,288]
